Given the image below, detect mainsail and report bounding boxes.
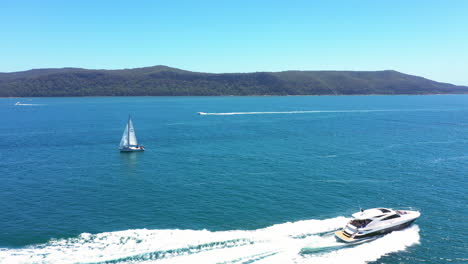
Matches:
[127,118,138,146]
[120,116,138,148]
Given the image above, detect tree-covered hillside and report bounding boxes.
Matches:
[0,66,467,97]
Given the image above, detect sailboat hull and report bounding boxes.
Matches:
[119,146,145,152]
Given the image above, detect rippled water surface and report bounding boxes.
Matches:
[1,95,467,263]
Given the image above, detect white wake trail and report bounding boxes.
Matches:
[197,109,447,115]
[0,218,421,264]
[14,102,44,106]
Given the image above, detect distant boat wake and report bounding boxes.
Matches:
[0,217,420,264]
[14,102,44,106]
[197,109,447,115]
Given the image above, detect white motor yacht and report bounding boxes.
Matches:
[335,208,420,243]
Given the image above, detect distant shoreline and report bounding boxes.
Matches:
[3,93,468,99]
[2,66,468,97]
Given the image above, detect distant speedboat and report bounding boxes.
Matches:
[119,115,144,152]
[15,102,20,105]
[335,208,420,243]
[197,112,206,115]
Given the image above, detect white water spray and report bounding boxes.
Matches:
[0,217,420,264]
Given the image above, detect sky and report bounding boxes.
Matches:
[1,0,467,85]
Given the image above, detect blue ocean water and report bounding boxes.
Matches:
[0,95,467,263]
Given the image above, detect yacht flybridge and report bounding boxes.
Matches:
[335,208,420,243]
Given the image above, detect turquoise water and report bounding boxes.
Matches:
[0,95,467,263]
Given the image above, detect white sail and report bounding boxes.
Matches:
[119,122,129,148]
[127,118,138,146]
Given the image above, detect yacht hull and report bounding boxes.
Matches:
[335,219,415,243]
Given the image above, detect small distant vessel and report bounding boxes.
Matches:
[15,102,20,105]
[197,112,206,115]
[335,208,420,243]
[119,116,144,152]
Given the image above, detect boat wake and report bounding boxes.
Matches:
[14,102,44,106]
[0,218,420,264]
[197,108,449,115]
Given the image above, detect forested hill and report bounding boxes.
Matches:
[1,65,467,97]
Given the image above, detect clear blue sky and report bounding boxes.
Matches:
[1,0,467,85]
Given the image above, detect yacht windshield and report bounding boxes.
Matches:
[382,214,401,220]
[379,208,391,213]
[350,219,372,228]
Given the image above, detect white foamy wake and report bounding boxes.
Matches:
[0,218,420,264]
[297,225,420,264]
[14,102,44,106]
[197,109,444,115]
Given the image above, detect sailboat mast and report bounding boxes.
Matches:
[127,115,131,146]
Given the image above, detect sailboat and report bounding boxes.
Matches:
[119,116,145,152]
